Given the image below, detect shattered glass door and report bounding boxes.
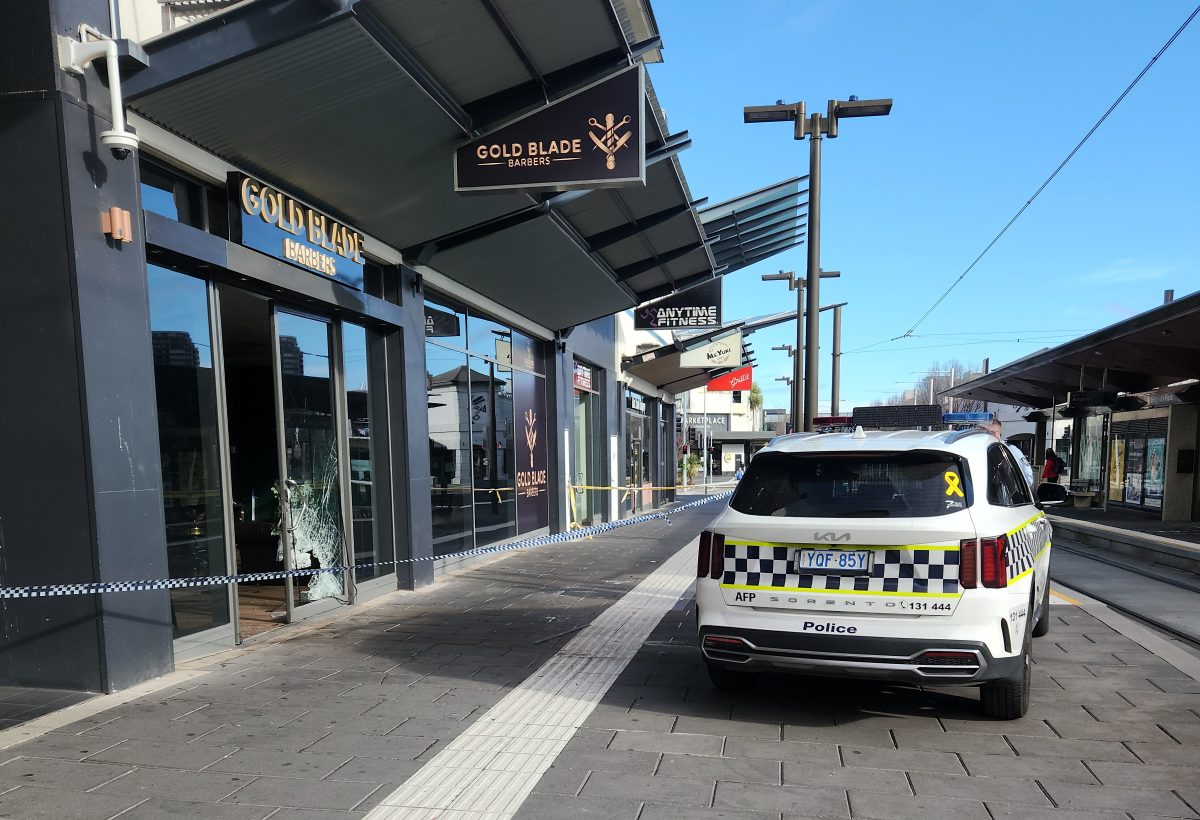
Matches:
[274,310,346,608]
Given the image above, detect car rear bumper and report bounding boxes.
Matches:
[699,625,1022,685]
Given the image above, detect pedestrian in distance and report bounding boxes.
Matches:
[1042,448,1062,484]
[734,465,744,481]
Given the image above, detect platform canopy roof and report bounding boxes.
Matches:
[623,310,796,393]
[123,0,803,332]
[942,290,1200,408]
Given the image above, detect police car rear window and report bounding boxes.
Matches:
[730,451,972,518]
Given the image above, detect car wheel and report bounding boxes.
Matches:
[980,592,1034,720]
[705,661,758,691]
[1032,579,1051,637]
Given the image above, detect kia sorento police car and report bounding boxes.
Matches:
[695,427,1055,719]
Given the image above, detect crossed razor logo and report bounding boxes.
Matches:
[588,113,632,170]
[524,409,538,465]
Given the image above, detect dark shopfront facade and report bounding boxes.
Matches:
[108,160,428,662]
[0,135,643,689]
[0,0,755,692]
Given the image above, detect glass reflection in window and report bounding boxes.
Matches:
[343,323,389,581]
[427,341,474,555]
[470,355,516,546]
[140,161,205,228]
[147,265,229,639]
[424,294,467,351]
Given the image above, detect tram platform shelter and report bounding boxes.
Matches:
[944,290,1200,525]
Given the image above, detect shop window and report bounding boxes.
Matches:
[426,293,548,555]
[146,265,230,639]
[275,311,344,605]
[468,311,511,362]
[344,322,391,581]
[427,340,474,556]
[140,160,207,229]
[425,294,468,351]
[469,355,516,546]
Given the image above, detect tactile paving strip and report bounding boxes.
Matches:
[362,543,697,820]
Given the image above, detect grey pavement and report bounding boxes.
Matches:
[1,499,1199,819]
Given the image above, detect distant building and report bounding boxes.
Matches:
[764,408,788,434]
[278,335,304,376]
[151,331,199,368]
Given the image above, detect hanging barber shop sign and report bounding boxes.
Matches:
[231,174,366,289]
[455,65,646,193]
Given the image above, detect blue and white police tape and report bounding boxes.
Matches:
[0,492,733,600]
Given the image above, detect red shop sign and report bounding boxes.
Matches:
[706,365,752,392]
[573,362,596,392]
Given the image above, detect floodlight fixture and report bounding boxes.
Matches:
[743,101,805,124]
[744,91,891,429]
[833,97,893,119]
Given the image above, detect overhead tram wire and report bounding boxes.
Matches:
[841,331,1091,356]
[859,3,1200,350]
[844,335,1093,355]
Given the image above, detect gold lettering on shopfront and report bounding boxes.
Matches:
[239,177,364,273]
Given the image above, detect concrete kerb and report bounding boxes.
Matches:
[1049,515,1200,574]
[1051,581,1200,683]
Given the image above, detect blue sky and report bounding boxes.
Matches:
[649,1,1199,414]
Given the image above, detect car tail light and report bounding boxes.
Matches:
[959,538,977,588]
[697,531,725,579]
[980,534,1008,589]
[703,635,749,649]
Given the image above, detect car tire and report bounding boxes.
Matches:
[705,661,758,691]
[1032,579,1051,637]
[980,592,1034,720]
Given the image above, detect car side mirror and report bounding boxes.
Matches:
[1035,500,1065,510]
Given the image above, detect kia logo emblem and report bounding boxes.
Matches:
[813,532,852,542]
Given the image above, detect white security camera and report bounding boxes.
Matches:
[60,26,140,161]
[101,129,139,161]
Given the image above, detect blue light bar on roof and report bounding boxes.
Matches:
[942,412,995,423]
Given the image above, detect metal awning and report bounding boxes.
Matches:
[623,310,795,392]
[698,178,807,274]
[122,0,734,330]
[943,291,1200,408]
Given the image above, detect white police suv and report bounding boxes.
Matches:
[695,427,1054,719]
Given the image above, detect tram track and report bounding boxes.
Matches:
[1050,540,1200,648]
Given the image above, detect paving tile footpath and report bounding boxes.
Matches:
[1,501,1198,819]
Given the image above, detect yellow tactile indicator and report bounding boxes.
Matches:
[1050,587,1080,606]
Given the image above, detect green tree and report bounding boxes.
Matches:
[748,382,763,429]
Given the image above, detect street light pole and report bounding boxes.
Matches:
[770,344,796,431]
[745,96,892,430]
[804,117,822,432]
[831,304,843,416]
[794,278,805,433]
[763,268,838,432]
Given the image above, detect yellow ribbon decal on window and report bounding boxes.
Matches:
[944,471,964,498]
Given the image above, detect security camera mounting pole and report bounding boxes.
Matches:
[58,24,140,160]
